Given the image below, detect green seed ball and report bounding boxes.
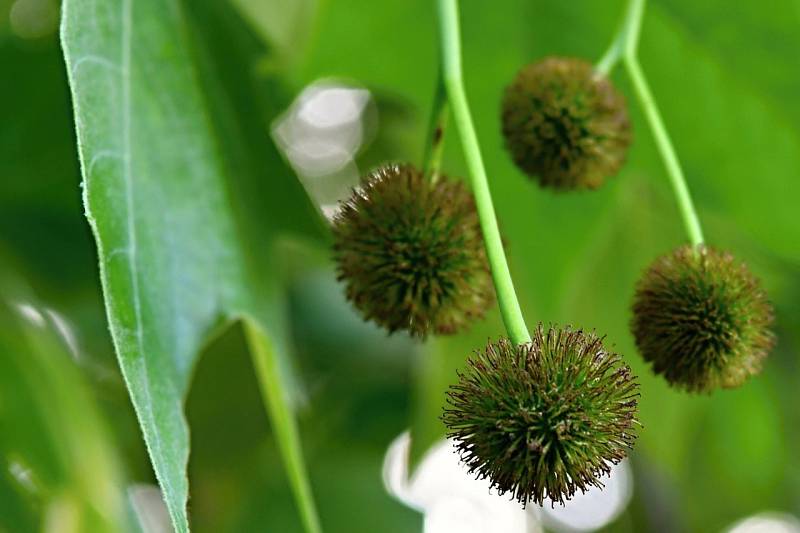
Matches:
[444,324,639,506]
[332,164,494,338]
[631,245,775,393]
[501,56,632,190]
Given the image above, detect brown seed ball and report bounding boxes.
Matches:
[631,245,775,392]
[332,164,494,338]
[444,325,639,506]
[501,57,632,190]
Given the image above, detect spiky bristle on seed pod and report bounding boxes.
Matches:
[443,324,639,506]
[331,164,494,338]
[631,245,775,393]
[501,56,631,190]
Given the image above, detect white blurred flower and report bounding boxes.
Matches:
[539,461,632,533]
[383,432,635,533]
[383,432,537,533]
[726,512,800,533]
[273,81,375,220]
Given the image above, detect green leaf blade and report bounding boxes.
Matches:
[61,0,324,531]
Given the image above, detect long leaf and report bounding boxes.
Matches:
[61,0,324,531]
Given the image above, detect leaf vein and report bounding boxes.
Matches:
[70,54,123,76]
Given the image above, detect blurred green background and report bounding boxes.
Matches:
[1,0,798,532]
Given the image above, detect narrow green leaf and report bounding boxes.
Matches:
[60,0,324,531]
[243,319,322,533]
[0,295,128,532]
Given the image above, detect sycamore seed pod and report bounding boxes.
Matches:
[631,245,775,393]
[443,324,639,506]
[332,164,494,338]
[501,56,631,190]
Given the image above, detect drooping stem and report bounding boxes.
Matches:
[594,0,642,76]
[597,0,705,246]
[243,318,322,533]
[422,71,449,182]
[594,35,623,78]
[436,0,531,345]
[625,58,704,246]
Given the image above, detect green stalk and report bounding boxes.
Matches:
[243,318,322,533]
[622,0,704,246]
[624,58,704,246]
[436,0,531,345]
[594,0,641,76]
[595,27,624,77]
[594,36,623,78]
[422,71,449,183]
[411,71,450,471]
[597,0,705,246]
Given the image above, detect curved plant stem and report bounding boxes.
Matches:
[422,71,449,183]
[625,58,704,246]
[244,318,322,533]
[436,0,531,345]
[594,37,623,78]
[598,0,705,246]
[595,28,624,76]
[595,0,641,76]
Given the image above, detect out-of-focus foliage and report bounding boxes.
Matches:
[1,1,798,532]
[0,284,129,532]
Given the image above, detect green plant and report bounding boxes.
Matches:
[434,0,640,506]
[433,0,775,505]
[594,0,775,392]
[0,0,789,531]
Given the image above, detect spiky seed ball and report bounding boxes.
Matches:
[631,245,775,393]
[501,57,631,190]
[332,164,494,338]
[443,324,639,506]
